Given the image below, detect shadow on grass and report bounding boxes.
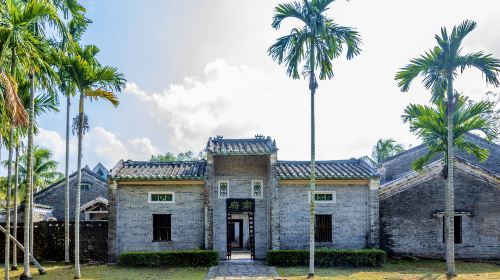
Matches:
[1,263,209,280]
[276,259,500,280]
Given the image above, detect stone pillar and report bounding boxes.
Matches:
[107,180,119,263]
[269,153,280,250]
[205,153,214,249]
[368,179,380,248]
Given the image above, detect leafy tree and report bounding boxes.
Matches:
[402,94,497,171]
[268,0,361,276]
[150,151,199,162]
[372,138,405,164]
[395,20,500,276]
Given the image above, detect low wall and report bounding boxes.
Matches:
[0,221,107,263]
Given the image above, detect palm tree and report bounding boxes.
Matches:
[268,0,361,276]
[63,44,124,278]
[403,94,497,171]
[372,138,405,164]
[1,0,68,277]
[395,20,500,276]
[17,146,62,193]
[54,15,90,264]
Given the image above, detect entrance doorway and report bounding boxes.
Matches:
[226,199,255,260]
[228,219,243,249]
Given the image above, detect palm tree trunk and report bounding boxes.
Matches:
[29,175,33,257]
[20,71,34,280]
[308,46,317,279]
[74,91,84,279]
[4,125,14,280]
[5,44,17,280]
[12,145,19,270]
[445,72,456,276]
[64,93,71,264]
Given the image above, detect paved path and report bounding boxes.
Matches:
[205,260,280,280]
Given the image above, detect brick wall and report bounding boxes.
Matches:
[0,221,107,262]
[115,185,205,254]
[380,170,500,259]
[279,185,372,250]
[212,155,271,259]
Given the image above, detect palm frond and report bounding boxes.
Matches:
[395,48,440,92]
[84,88,119,107]
[0,70,27,125]
[456,52,500,87]
[271,1,306,29]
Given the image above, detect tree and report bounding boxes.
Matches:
[483,91,499,143]
[54,13,90,265]
[268,0,361,276]
[0,1,67,277]
[64,43,125,278]
[16,146,63,193]
[395,20,500,276]
[150,151,199,162]
[402,94,497,171]
[372,138,405,164]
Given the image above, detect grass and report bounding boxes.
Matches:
[1,263,209,280]
[276,259,500,279]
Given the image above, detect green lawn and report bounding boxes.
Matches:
[1,264,209,280]
[277,259,500,280]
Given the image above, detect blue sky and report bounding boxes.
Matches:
[5,0,499,173]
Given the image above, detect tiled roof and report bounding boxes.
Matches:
[111,160,207,180]
[206,135,277,155]
[277,159,379,180]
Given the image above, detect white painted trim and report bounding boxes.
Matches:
[314,191,336,203]
[148,191,175,203]
[80,196,108,211]
[251,180,264,199]
[218,180,229,198]
[369,179,380,190]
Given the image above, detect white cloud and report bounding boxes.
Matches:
[85,127,160,166]
[125,59,304,154]
[35,127,160,172]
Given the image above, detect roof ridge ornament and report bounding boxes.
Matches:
[255,134,265,139]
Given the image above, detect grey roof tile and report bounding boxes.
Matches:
[112,160,207,180]
[277,159,379,179]
[206,135,277,155]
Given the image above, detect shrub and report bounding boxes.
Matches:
[267,249,386,267]
[119,250,218,267]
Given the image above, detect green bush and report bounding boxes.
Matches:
[267,249,386,267]
[119,250,219,267]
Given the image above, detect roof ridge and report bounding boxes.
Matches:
[278,159,361,164]
[125,160,206,164]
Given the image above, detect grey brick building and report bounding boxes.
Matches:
[33,164,109,221]
[379,133,500,260]
[108,135,380,262]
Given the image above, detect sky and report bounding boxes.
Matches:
[4,0,500,173]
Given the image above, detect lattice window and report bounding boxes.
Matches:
[314,191,335,203]
[152,214,171,241]
[315,214,332,242]
[149,192,175,203]
[252,180,263,198]
[218,181,229,198]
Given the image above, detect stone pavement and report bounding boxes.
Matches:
[205,260,280,280]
